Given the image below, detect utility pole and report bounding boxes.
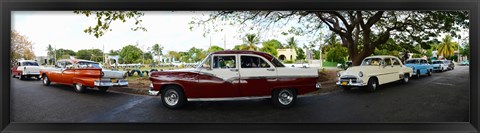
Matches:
[224,34,226,50]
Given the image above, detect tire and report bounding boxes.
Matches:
[367,78,378,92]
[98,87,109,92]
[161,85,187,109]
[427,70,432,76]
[402,74,410,84]
[36,76,41,80]
[272,89,297,108]
[415,70,421,79]
[18,75,24,80]
[74,83,86,93]
[42,75,51,86]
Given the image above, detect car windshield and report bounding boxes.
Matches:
[361,58,382,66]
[271,57,285,67]
[197,54,212,69]
[77,61,101,68]
[432,61,443,64]
[405,59,420,64]
[22,62,39,66]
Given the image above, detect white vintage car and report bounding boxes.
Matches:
[11,60,42,80]
[336,55,413,92]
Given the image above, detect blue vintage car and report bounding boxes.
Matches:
[404,58,433,78]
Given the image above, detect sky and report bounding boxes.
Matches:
[12,11,469,57]
[12,11,316,57]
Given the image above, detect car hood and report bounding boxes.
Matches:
[340,66,380,77]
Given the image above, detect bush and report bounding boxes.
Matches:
[326,46,348,63]
[283,60,294,64]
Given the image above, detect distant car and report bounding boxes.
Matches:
[336,55,413,92]
[460,60,469,66]
[444,60,455,70]
[287,62,309,68]
[11,60,42,80]
[40,59,128,93]
[431,60,447,72]
[404,58,433,78]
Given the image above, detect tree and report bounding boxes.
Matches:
[11,31,35,65]
[119,45,143,64]
[73,11,147,38]
[233,44,249,50]
[151,43,164,56]
[208,45,224,53]
[109,49,121,55]
[285,37,298,49]
[191,11,468,66]
[259,43,278,57]
[460,44,469,59]
[55,49,76,59]
[186,47,207,62]
[296,48,306,61]
[76,49,103,62]
[167,51,182,61]
[263,39,284,49]
[242,34,260,51]
[327,45,348,63]
[436,35,458,59]
[46,44,54,64]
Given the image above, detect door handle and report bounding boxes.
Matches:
[230,68,238,72]
[267,68,275,71]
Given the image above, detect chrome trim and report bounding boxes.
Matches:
[187,96,271,101]
[336,80,367,87]
[148,90,160,96]
[94,80,114,87]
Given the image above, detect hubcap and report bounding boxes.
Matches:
[405,76,409,82]
[164,90,179,106]
[278,90,293,105]
[76,84,82,91]
[43,77,48,84]
[372,82,377,89]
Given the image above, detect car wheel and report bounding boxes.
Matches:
[428,70,432,76]
[402,74,410,84]
[74,83,86,93]
[415,70,421,79]
[42,75,51,86]
[367,78,378,92]
[98,87,109,92]
[272,89,297,108]
[36,76,41,80]
[18,75,24,80]
[161,85,187,109]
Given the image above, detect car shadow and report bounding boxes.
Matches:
[42,83,123,96]
[10,77,42,82]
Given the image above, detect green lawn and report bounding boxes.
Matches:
[322,61,339,67]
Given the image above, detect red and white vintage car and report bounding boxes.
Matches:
[149,51,322,109]
[11,60,42,80]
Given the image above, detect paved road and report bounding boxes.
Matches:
[11,66,469,123]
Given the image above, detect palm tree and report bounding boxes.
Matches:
[242,34,259,51]
[436,35,458,59]
[46,44,54,65]
[286,37,298,49]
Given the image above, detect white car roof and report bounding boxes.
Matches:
[365,55,399,59]
[19,60,37,63]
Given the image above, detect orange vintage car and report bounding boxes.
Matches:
[40,59,115,93]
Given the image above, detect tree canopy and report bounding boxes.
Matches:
[190,11,469,65]
[74,11,147,38]
[76,49,103,62]
[119,45,143,64]
[11,30,35,65]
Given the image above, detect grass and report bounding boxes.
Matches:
[322,61,339,67]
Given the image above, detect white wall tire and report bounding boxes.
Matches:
[272,89,297,108]
[42,76,51,86]
[161,85,187,109]
[74,84,86,93]
[403,74,409,84]
[367,78,378,92]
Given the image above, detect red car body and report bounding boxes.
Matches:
[149,50,321,108]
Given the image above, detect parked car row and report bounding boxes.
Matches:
[11,59,129,93]
[336,56,457,92]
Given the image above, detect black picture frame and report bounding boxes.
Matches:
[1,0,478,132]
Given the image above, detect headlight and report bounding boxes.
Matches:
[336,72,341,77]
[359,71,363,77]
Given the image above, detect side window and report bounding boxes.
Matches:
[384,58,392,66]
[212,55,236,69]
[65,62,73,68]
[393,58,401,65]
[241,56,271,68]
[421,60,427,64]
[56,62,64,68]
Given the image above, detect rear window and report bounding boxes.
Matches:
[433,61,443,64]
[405,59,420,64]
[22,62,39,66]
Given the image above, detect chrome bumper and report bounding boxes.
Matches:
[112,80,129,87]
[94,80,114,87]
[148,83,160,96]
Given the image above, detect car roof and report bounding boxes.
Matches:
[365,55,399,59]
[19,60,37,63]
[57,59,96,64]
[211,50,274,61]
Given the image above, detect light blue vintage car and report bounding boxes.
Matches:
[404,58,433,78]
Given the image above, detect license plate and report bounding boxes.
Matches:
[341,82,347,85]
[111,79,117,83]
